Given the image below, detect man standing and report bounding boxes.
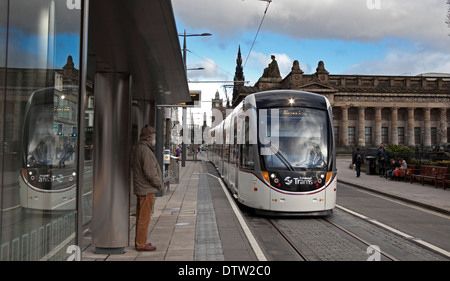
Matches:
[352,147,364,177]
[376,144,387,177]
[132,125,162,251]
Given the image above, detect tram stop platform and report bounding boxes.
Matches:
[82,153,260,261]
[82,154,450,261]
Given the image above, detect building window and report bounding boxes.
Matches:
[431,127,437,144]
[348,127,355,144]
[382,127,389,144]
[398,127,405,144]
[365,127,372,145]
[414,127,422,144]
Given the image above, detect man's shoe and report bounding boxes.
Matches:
[136,243,156,251]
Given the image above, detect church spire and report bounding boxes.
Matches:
[234,45,245,83]
[233,46,245,106]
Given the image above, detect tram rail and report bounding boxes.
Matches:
[321,216,398,261]
[266,216,398,261]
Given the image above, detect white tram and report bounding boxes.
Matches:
[208,90,337,215]
[19,88,77,210]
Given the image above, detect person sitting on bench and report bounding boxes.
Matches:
[393,158,407,181]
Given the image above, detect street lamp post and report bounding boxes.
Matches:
[179,30,211,167]
[180,30,212,72]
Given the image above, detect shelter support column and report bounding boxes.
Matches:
[92,73,132,254]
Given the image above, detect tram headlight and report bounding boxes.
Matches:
[262,171,281,187]
[263,171,283,188]
[316,172,326,182]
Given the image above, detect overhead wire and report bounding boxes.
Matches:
[243,0,272,69]
[186,49,235,78]
[186,1,272,105]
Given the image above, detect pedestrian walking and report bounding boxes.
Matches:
[352,147,364,177]
[132,125,162,251]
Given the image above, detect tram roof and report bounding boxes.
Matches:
[252,90,328,110]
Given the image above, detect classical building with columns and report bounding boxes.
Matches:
[232,54,450,148]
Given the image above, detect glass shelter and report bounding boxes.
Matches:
[0,0,189,260]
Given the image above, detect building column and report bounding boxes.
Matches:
[374,107,382,146]
[391,107,398,145]
[423,108,431,147]
[440,108,448,143]
[341,106,349,146]
[358,106,365,147]
[407,107,415,146]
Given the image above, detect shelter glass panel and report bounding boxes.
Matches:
[0,0,82,261]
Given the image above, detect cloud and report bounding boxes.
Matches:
[7,0,81,35]
[248,52,297,78]
[345,48,450,75]
[186,57,231,81]
[173,0,450,50]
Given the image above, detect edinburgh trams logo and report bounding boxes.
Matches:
[284,176,293,186]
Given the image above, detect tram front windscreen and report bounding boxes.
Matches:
[260,107,328,171]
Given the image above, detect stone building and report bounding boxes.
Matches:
[232,54,450,148]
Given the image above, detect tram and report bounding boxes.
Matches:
[19,88,77,210]
[208,90,336,215]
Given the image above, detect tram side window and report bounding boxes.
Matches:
[240,117,254,169]
[223,125,230,163]
[231,116,238,164]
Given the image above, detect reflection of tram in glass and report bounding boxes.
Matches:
[19,88,77,210]
[208,90,337,215]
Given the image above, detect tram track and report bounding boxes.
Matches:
[266,215,398,261]
[321,216,398,261]
[266,219,309,261]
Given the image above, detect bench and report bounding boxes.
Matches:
[442,174,450,190]
[403,165,416,183]
[410,165,448,188]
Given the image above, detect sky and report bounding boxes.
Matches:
[172,0,450,125]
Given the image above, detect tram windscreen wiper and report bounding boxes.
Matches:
[269,145,295,171]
